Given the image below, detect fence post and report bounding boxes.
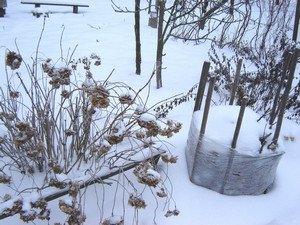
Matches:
[193,61,210,112]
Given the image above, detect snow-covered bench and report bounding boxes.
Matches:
[21,0,89,13]
[0,150,165,220]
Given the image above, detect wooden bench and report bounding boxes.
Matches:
[21,0,89,13]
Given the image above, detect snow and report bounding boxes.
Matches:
[55,173,70,182]
[1,0,300,225]
[139,112,157,122]
[146,168,161,179]
[192,105,276,155]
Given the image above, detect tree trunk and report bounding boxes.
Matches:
[148,0,152,14]
[135,0,141,75]
[292,0,300,42]
[156,0,165,89]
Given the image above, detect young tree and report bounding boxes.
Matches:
[292,0,300,42]
[156,0,165,88]
[135,0,141,75]
[112,0,143,75]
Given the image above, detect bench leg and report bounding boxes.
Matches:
[73,6,78,13]
[0,8,5,17]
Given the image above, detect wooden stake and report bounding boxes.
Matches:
[193,61,210,112]
[200,76,216,136]
[271,48,300,148]
[229,59,242,105]
[231,96,247,149]
[269,53,293,127]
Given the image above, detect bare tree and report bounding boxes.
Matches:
[112,0,144,75]
[156,0,165,88]
[135,0,141,75]
[154,0,255,89]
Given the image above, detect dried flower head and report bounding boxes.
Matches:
[0,173,11,184]
[159,120,182,138]
[37,208,50,220]
[128,194,147,209]
[42,62,54,75]
[9,91,20,99]
[161,154,178,164]
[6,51,22,70]
[59,200,73,215]
[20,210,37,222]
[167,120,182,133]
[156,188,167,198]
[137,119,160,137]
[3,199,23,216]
[104,134,124,145]
[58,67,71,79]
[165,209,180,217]
[14,122,35,146]
[119,93,133,105]
[0,112,15,121]
[90,53,101,66]
[3,194,12,202]
[26,149,40,160]
[91,141,112,155]
[135,131,146,139]
[15,121,31,132]
[69,182,80,198]
[61,90,71,98]
[31,198,47,210]
[49,163,64,174]
[49,178,68,189]
[133,162,161,187]
[91,96,110,108]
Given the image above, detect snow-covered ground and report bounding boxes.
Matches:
[1,0,300,224]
